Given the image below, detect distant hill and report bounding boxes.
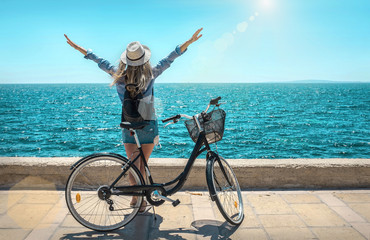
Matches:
[287,80,366,83]
[290,80,337,83]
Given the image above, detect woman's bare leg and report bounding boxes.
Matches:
[124,143,155,181]
[124,143,140,185]
[124,143,155,205]
[138,143,155,180]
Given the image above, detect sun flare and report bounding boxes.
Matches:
[261,0,273,9]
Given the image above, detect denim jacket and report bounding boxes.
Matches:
[84,45,186,120]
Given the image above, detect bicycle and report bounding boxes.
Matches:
[65,97,244,231]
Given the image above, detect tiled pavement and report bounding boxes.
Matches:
[0,189,369,240]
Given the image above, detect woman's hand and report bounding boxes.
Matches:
[64,34,87,56]
[180,28,203,53]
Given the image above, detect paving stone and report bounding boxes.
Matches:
[318,193,346,207]
[190,219,237,240]
[258,215,306,228]
[150,228,197,240]
[0,193,24,215]
[6,203,54,229]
[312,227,366,240]
[349,203,370,222]
[121,214,153,240]
[218,224,244,239]
[335,193,370,203]
[351,222,370,240]
[278,190,314,195]
[176,192,198,205]
[19,191,61,204]
[239,205,260,228]
[228,228,267,240]
[191,195,215,222]
[191,194,213,208]
[192,206,215,223]
[264,227,315,240]
[24,223,59,240]
[331,206,366,223]
[25,198,69,239]
[282,194,321,204]
[150,218,233,240]
[0,195,9,215]
[246,194,293,215]
[0,213,21,228]
[61,214,85,228]
[53,214,152,239]
[50,227,99,240]
[40,199,68,225]
[153,204,194,229]
[0,228,32,240]
[209,200,225,222]
[291,203,348,227]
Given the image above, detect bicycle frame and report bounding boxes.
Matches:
[111,130,211,197]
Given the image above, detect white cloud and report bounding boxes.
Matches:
[249,16,255,21]
[236,21,248,33]
[255,12,259,16]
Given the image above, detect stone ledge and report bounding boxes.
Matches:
[0,157,369,190]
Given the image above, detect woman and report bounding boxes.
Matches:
[64,28,202,212]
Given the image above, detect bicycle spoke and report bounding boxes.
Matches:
[74,194,97,211]
[85,199,101,222]
[112,200,129,219]
[208,155,243,225]
[75,169,100,190]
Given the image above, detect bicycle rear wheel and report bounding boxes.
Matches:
[206,154,244,225]
[65,154,144,231]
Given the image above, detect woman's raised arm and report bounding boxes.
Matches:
[180,28,203,53]
[64,34,117,76]
[64,34,87,56]
[151,28,203,79]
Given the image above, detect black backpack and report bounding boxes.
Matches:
[121,89,144,123]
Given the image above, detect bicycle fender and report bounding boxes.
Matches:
[206,151,218,201]
[70,152,130,170]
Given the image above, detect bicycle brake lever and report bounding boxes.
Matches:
[164,118,180,127]
[216,102,226,107]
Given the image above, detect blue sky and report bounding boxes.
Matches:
[0,0,369,83]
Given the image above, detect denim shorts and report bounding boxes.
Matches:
[122,120,159,145]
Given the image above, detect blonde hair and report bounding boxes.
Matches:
[111,61,153,98]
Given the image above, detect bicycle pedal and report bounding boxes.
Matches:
[172,199,180,207]
[153,191,180,206]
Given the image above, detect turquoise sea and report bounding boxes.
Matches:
[0,83,369,159]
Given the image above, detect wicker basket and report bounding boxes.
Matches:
[184,109,226,144]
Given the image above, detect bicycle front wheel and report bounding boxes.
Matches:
[65,154,144,231]
[206,154,244,225]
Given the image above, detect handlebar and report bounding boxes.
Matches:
[162,114,181,123]
[210,96,221,105]
[205,96,222,113]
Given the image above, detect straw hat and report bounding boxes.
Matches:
[120,41,151,66]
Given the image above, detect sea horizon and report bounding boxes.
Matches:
[1,80,369,85]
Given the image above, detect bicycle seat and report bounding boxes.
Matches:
[120,121,150,130]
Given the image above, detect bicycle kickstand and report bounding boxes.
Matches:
[152,205,157,221]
